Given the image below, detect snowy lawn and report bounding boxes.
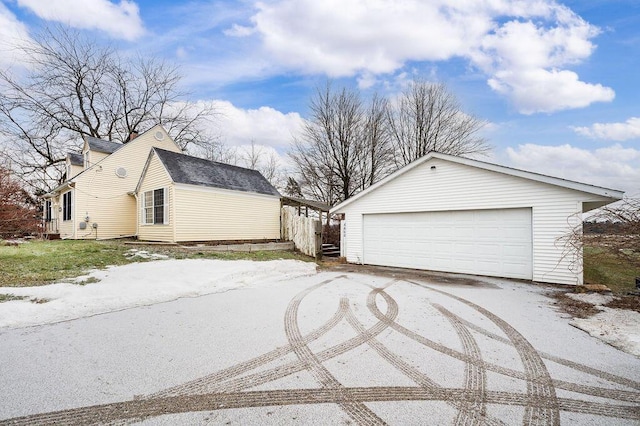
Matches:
[0,258,317,329]
[0,239,310,287]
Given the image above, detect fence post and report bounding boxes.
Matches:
[314,220,323,260]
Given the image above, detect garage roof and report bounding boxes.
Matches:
[331,152,624,213]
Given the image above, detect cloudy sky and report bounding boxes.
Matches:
[1,0,638,196]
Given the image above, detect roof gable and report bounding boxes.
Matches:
[67,152,83,166]
[84,136,122,154]
[46,125,183,196]
[147,148,280,197]
[331,152,624,213]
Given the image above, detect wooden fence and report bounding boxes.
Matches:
[281,206,322,258]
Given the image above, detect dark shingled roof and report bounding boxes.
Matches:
[153,148,280,196]
[85,136,121,154]
[67,152,83,166]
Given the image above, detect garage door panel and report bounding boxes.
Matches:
[363,208,532,280]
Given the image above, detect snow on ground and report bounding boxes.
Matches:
[568,293,640,357]
[124,248,169,260]
[0,259,317,329]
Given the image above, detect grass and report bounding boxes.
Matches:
[0,239,314,287]
[583,245,640,294]
[166,248,310,262]
[0,240,137,287]
[0,294,26,302]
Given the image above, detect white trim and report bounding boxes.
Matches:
[140,187,169,226]
[62,190,73,222]
[174,182,281,200]
[135,148,174,194]
[330,152,624,213]
[163,187,169,225]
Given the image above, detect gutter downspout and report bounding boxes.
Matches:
[130,191,139,239]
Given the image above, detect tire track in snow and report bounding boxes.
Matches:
[2,388,638,425]
[2,274,638,425]
[407,281,560,426]
[283,279,385,425]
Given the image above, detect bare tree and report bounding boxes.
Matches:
[558,198,640,284]
[257,151,282,187]
[240,140,263,170]
[290,83,367,205]
[387,81,489,167]
[358,93,393,189]
[290,81,489,205]
[284,177,303,198]
[0,26,216,192]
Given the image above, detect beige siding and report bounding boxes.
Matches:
[90,151,109,165]
[337,158,612,285]
[69,125,182,239]
[173,184,280,242]
[137,154,175,242]
[69,164,83,179]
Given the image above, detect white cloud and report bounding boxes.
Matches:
[212,100,304,150]
[505,144,640,196]
[224,23,255,37]
[573,117,640,141]
[15,0,144,40]
[251,0,487,76]
[0,3,34,67]
[240,0,612,114]
[487,68,614,114]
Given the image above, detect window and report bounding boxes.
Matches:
[44,200,52,222]
[63,191,72,221]
[142,188,167,225]
[84,151,90,168]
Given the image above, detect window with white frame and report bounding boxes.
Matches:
[84,151,90,168]
[44,200,52,222]
[142,188,168,225]
[63,191,72,221]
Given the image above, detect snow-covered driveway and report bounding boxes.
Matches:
[0,260,638,425]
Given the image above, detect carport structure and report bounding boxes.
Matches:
[331,152,623,285]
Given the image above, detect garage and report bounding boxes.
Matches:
[363,208,532,279]
[331,152,623,285]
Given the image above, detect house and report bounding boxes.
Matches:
[135,148,281,242]
[65,153,83,180]
[43,126,281,243]
[330,152,624,285]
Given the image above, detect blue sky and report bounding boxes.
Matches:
[1,0,638,195]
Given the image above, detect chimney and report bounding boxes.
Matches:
[127,131,139,143]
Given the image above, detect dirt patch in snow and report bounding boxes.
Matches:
[605,295,640,313]
[325,263,499,288]
[551,291,640,357]
[551,292,603,319]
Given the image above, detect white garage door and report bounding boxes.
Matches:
[363,208,532,280]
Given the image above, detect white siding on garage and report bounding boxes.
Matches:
[363,208,532,280]
[336,157,612,285]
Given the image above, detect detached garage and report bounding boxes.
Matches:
[331,152,623,285]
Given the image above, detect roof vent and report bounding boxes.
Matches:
[154,131,165,141]
[115,167,128,178]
